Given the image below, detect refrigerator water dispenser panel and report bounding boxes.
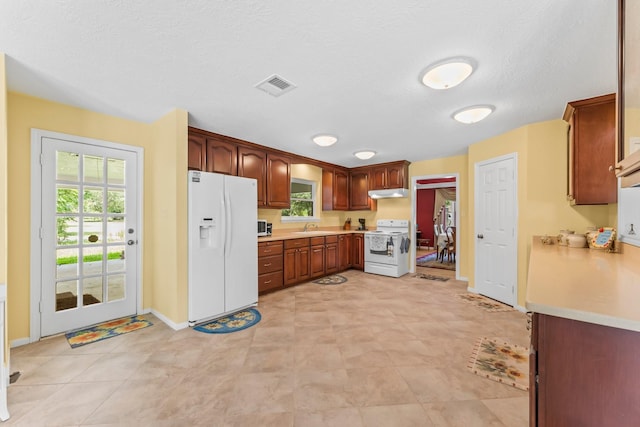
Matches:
[199,218,215,248]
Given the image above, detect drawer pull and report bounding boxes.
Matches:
[263,263,272,267]
[264,280,272,284]
[263,249,272,253]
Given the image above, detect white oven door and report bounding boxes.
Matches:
[364,234,399,265]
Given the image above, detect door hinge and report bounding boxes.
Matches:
[38,301,43,313]
[39,227,44,239]
[40,153,44,165]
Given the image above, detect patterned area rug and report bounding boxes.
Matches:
[194,308,261,334]
[468,337,529,391]
[416,252,455,271]
[457,293,514,312]
[312,274,348,285]
[65,315,153,348]
[414,273,449,282]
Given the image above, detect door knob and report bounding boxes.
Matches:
[477,234,484,239]
[127,240,136,245]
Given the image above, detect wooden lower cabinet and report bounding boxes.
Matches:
[530,313,640,426]
[325,236,339,274]
[258,241,283,293]
[310,237,326,278]
[352,234,364,270]
[338,234,351,271]
[284,238,311,286]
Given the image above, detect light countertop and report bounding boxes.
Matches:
[257,228,370,243]
[526,237,640,332]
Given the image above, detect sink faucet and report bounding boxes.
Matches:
[303,223,318,232]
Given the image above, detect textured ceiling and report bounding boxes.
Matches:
[0,1,617,167]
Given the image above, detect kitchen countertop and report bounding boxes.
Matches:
[258,228,370,243]
[526,237,640,332]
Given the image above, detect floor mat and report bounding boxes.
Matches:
[65,315,153,348]
[312,274,348,285]
[193,308,261,334]
[467,336,529,391]
[457,293,514,312]
[414,273,449,282]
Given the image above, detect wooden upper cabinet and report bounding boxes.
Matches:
[238,146,267,207]
[349,169,375,211]
[206,136,237,175]
[369,161,409,190]
[564,94,617,205]
[266,153,291,209]
[188,133,206,171]
[322,168,349,211]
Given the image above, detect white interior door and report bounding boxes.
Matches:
[39,135,139,336]
[475,154,517,305]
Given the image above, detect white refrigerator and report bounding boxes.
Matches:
[188,170,258,325]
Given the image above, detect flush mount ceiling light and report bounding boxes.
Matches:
[421,57,475,90]
[354,150,376,160]
[453,105,495,124]
[312,134,338,147]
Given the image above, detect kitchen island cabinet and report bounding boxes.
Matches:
[526,238,640,426]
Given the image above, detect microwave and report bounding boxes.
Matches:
[258,219,272,237]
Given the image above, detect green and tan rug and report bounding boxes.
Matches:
[457,293,514,312]
[467,337,529,391]
[65,315,153,348]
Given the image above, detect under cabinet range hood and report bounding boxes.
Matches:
[368,188,409,199]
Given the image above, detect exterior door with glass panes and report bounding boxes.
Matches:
[40,137,138,336]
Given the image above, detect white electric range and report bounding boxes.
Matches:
[364,219,410,277]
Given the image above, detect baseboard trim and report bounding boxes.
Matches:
[10,338,31,348]
[149,309,188,331]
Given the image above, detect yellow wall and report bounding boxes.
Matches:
[409,154,469,278]
[0,55,8,363]
[148,109,189,322]
[6,91,189,340]
[467,119,614,306]
[0,55,7,286]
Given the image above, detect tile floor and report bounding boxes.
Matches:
[6,267,529,426]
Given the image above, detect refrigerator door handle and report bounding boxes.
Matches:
[225,191,232,254]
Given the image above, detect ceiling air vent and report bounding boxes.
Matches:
[255,74,297,97]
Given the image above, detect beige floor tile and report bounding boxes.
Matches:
[6,268,530,425]
[360,403,434,427]
[295,407,363,427]
[423,400,507,427]
[482,396,529,427]
[345,367,417,407]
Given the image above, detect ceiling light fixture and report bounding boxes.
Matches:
[312,134,338,147]
[354,150,376,160]
[421,57,475,90]
[453,105,495,124]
